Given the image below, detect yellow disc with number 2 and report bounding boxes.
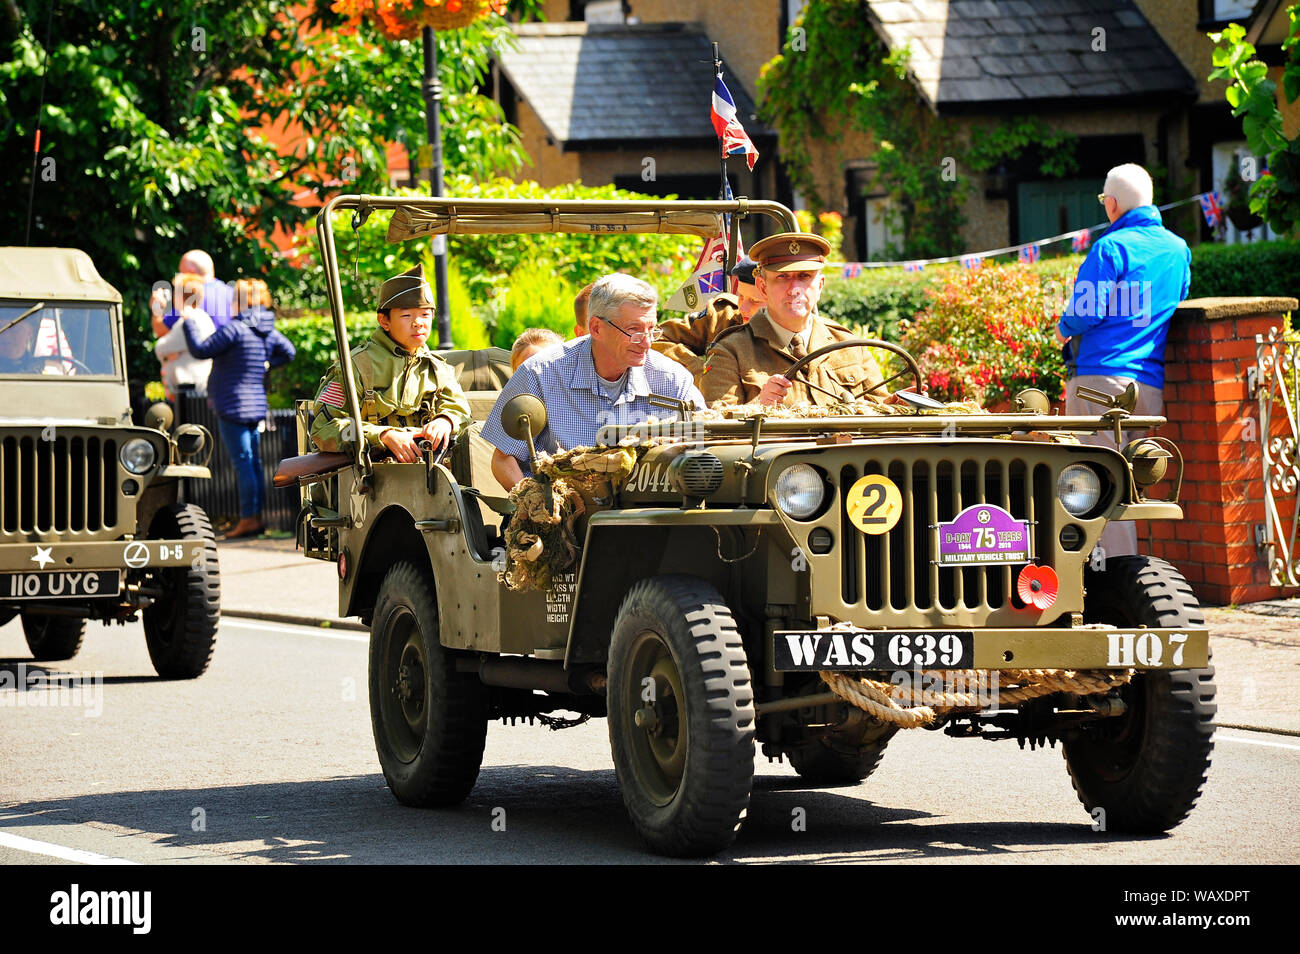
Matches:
[845,475,903,535]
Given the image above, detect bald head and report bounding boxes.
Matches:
[1103,164,1153,215]
[178,250,215,279]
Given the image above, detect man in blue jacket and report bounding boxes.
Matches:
[1056,163,1191,557]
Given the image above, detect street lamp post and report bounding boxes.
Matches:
[421,25,453,350]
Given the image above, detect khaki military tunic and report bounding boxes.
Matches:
[309,328,473,453]
[700,308,885,407]
[652,293,743,385]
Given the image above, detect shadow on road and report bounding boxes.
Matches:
[0,763,1162,864]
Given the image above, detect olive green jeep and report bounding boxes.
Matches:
[286,197,1213,857]
[0,248,220,678]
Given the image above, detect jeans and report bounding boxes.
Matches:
[217,417,264,519]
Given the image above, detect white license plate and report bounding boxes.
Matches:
[2,570,120,600]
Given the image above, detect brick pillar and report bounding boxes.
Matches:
[1145,296,1299,605]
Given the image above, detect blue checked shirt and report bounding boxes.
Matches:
[482,336,706,470]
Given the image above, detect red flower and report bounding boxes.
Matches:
[1017,564,1058,610]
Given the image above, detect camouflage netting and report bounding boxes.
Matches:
[499,446,639,592]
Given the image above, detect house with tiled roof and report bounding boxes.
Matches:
[493,1,1296,259]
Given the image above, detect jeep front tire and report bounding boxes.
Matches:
[607,575,755,857]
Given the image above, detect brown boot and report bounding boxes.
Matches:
[223,516,265,539]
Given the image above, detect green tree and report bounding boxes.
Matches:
[1209,8,1300,237]
[0,0,532,376]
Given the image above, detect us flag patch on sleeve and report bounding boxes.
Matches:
[316,380,345,408]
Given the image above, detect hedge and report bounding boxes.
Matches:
[1187,239,1300,301]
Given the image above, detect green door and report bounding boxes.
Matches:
[1017,179,1101,244]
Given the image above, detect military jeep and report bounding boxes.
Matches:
[289,197,1213,857]
[0,248,220,679]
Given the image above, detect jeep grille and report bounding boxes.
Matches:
[838,454,1055,613]
[1,434,120,536]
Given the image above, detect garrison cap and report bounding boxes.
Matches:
[749,232,830,272]
[377,263,436,311]
[729,255,758,286]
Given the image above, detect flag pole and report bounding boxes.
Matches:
[712,41,732,280]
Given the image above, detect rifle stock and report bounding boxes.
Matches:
[273,451,354,488]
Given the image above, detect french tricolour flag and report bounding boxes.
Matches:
[711,75,759,171]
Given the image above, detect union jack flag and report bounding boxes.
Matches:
[903,261,925,272]
[316,380,346,409]
[1199,190,1224,228]
[697,268,725,295]
[1071,229,1091,253]
[961,255,983,270]
[711,75,759,171]
[842,263,863,279]
[1018,243,1041,264]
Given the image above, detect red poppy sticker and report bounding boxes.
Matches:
[1017,563,1058,610]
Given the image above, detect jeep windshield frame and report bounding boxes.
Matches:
[314,195,801,484]
[0,300,121,380]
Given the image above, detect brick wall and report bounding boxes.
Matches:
[1145,296,1298,605]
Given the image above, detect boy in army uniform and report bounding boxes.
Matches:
[652,255,764,385]
[310,264,472,462]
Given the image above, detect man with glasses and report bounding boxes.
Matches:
[482,273,705,491]
[1055,163,1190,557]
[701,232,885,407]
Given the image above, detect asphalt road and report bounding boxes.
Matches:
[2,616,1297,866]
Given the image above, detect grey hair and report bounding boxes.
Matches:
[1103,164,1153,214]
[587,273,657,324]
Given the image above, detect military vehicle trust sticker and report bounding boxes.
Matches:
[936,503,1031,565]
[845,475,902,535]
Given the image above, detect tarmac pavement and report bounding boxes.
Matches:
[214,536,1300,734]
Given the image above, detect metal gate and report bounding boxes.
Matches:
[173,391,300,533]
[1257,324,1300,588]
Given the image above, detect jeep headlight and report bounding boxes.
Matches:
[1057,464,1101,516]
[120,438,157,475]
[773,464,824,519]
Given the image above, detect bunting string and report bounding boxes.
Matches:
[832,192,1217,275]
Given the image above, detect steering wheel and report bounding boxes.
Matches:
[782,337,926,403]
[42,353,94,376]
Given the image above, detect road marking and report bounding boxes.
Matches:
[1216,733,1300,752]
[221,618,368,643]
[0,830,137,865]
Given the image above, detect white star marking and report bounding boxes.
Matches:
[31,546,54,569]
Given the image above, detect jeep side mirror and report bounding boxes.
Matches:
[500,394,550,506]
[501,394,547,441]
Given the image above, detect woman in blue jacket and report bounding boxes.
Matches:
[183,279,297,538]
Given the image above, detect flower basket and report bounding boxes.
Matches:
[333,0,506,41]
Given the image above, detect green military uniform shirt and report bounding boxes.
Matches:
[700,307,885,407]
[652,293,743,386]
[309,327,473,453]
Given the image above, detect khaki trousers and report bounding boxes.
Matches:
[1064,374,1164,558]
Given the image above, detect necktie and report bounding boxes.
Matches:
[789,334,806,360]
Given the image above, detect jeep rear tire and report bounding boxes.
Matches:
[370,560,487,807]
[607,575,755,857]
[143,503,220,679]
[787,720,896,784]
[22,614,86,662]
[1064,555,1215,833]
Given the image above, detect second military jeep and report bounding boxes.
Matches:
[288,197,1213,857]
[0,247,221,679]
